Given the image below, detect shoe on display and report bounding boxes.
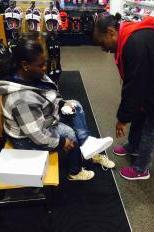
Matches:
[44,8,53,31]
[92,154,115,168]
[119,167,150,180]
[71,16,81,32]
[59,11,69,31]
[5,6,23,30]
[44,6,61,32]
[68,168,95,181]
[80,136,113,160]
[25,7,41,31]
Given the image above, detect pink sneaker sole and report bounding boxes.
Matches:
[113,150,127,156]
[113,146,128,156]
[119,170,150,180]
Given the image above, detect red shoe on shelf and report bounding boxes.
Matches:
[59,11,69,31]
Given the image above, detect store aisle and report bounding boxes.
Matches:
[61,46,154,232]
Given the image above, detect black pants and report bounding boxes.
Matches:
[128,111,146,152]
[127,112,154,172]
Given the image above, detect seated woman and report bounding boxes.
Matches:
[0,37,115,181]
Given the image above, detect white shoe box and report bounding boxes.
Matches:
[0,149,49,187]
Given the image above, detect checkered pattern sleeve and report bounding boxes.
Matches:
[12,101,60,149]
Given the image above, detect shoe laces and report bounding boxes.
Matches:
[79,167,92,178]
[92,154,109,171]
[101,155,109,171]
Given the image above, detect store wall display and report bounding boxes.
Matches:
[0,0,110,47]
[63,0,109,7]
[0,1,110,38]
[123,0,154,21]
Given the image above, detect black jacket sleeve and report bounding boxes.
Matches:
[117,30,149,123]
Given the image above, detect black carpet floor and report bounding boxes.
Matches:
[0,71,131,232]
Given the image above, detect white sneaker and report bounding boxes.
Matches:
[92,154,115,169]
[68,168,95,181]
[80,136,113,160]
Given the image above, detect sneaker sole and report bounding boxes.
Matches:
[68,172,95,181]
[68,177,94,181]
[113,151,127,156]
[92,159,115,169]
[119,172,150,180]
[68,175,95,181]
[113,151,139,157]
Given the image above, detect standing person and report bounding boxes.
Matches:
[94,14,154,180]
[0,37,115,182]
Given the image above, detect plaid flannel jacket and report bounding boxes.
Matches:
[0,75,63,149]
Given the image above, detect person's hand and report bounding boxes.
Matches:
[63,138,75,152]
[116,121,127,138]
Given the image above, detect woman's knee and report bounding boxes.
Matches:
[66,127,77,141]
[59,123,77,141]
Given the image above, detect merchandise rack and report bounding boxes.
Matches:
[125,0,154,9]
[123,0,154,19]
[1,0,108,45]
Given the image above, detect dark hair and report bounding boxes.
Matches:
[12,35,44,70]
[95,13,121,33]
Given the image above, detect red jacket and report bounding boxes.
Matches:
[115,16,154,79]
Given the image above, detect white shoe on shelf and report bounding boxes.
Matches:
[80,136,113,160]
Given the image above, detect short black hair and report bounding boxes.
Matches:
[95,13,121,33]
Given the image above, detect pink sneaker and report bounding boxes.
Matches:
[119,167,150,180]
[113,145,128,156]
